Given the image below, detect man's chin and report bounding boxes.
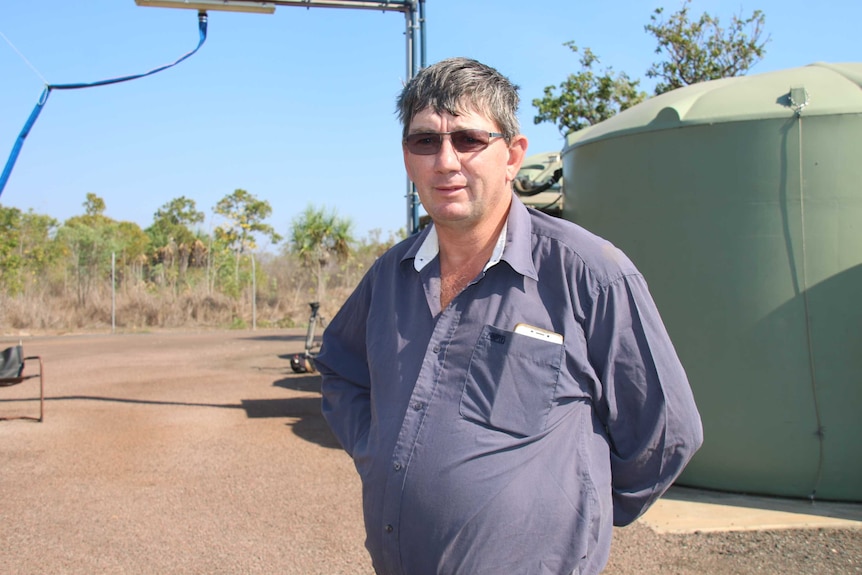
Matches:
[428,208,474,227]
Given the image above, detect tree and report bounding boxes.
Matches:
[83,192,106,218]
[148,196,204,247]
[58,218,113,306]
[0,205,61,295]
[58,194,114,304]
[289,205,354,304]
[146,196,205,284]
[115,221,151,285]
[533,2,769,135]
[645,0,769,94]
[58,194,149,305]
[533,42,646,136]
[17,210,60,273]
[0,205,24,293]
[213,189,282,288]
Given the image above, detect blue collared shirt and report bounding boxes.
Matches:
[317,196,702,575]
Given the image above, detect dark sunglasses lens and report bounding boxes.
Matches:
[405,134,442,155]
[451,130,490,152]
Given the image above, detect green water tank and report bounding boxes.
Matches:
[561,62,862,502]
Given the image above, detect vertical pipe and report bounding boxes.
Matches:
[111,252,116,334]
[406,2,424,233]
[419,0,426,69]
[251,253,257,331]
[409,1,427,234]
[404,5,417,234]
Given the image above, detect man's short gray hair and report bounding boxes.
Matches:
[396,57,521,141]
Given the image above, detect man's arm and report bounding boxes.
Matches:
[315,277,373,459]
[586,273,703,526]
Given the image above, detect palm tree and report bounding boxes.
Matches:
[289,205,354,303]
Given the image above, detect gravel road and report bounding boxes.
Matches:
[1,330,859,574]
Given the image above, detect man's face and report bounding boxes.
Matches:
[403,106,527,232]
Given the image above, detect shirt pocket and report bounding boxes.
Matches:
[460,324,564,437]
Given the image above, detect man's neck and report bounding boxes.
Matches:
[435,204,510,309]
[437,221,501,270]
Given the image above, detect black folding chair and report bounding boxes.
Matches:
[0,344,44,422]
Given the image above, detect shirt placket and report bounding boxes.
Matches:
[378,308,461,575]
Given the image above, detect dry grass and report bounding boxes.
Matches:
[0,235,397,335]
[0,269,356,336]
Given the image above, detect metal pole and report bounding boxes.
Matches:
[404,5,415,234]
[111,252,116,334]
[251,253,257,331]
[411,0,427,234]
[404,1,426,234]
[419,0,426,69]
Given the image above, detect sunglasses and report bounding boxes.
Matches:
[403,129,505,155]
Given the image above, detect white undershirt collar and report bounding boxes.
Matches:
[413,220,508,273]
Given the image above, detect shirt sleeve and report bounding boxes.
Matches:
[585,272,703,526]
[315,272,374,459]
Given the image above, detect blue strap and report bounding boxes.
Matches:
[0,12,208,198]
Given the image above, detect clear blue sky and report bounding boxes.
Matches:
[1,0,859,244]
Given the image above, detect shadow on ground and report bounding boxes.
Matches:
[274,374,322,393]
[29,383,339,450]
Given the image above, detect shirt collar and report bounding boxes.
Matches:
[405,193,539,281]
[412,225,439,272]
[500,194,539,281]
[411,221,507,273]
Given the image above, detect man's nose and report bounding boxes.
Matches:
[434,136,462,171]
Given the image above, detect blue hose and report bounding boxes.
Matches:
[0,11,208,198]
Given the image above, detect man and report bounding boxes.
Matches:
[316,57,702,575]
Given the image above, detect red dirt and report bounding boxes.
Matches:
[2,330,859,574]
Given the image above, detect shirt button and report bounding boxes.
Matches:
[393,462,402,471]
[432,345,441,353]
[385,524,394,533]
[412,401,423,411]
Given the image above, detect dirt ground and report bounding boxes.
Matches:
[1,330,860,574]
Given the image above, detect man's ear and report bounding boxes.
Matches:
[505,135,529,182]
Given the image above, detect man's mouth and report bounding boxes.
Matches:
[435,183,466,194]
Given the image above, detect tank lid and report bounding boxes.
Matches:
[564,62,862,151]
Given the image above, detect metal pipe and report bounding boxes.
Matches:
[269,0,410,12]
[404,1,424,233]
[409,0,426,233]
[251,253,257,331]
[419,0,426,69]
